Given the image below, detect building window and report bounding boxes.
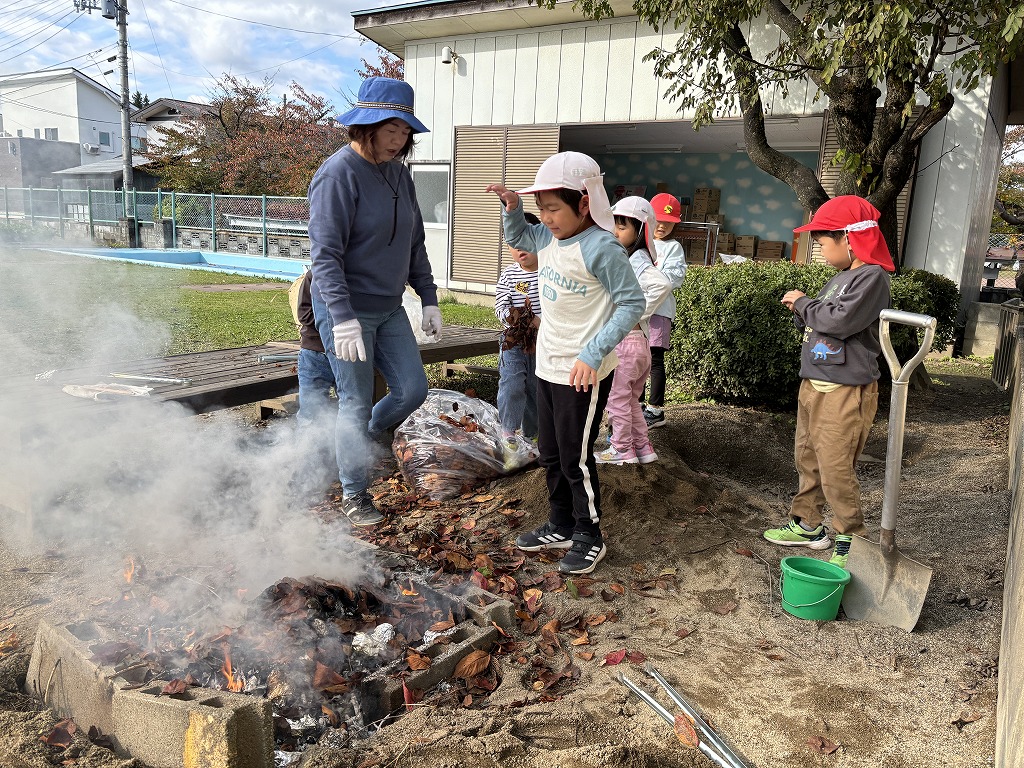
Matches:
[99,131,112,148]
[7,141,15,156]
[44,128,58,141]
[410,164,450,226]
[130,135,147,152]
[16,129,22,137]
[33,128,40,139]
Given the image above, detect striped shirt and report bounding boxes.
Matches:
[495,263,541,325]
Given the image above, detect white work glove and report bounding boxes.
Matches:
[421,305,443,340]
[332,319,366,362]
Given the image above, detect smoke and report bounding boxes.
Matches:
[0,245,373,626]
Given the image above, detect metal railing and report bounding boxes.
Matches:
[993,298,1023,391]
[0,187,310,253]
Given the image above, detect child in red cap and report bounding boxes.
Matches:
[763,196,894,568]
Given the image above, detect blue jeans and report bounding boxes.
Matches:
[497,345,538,439]
[296,348,335,426]
[312,290,428,496]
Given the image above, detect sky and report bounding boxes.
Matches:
[0,0,393,110]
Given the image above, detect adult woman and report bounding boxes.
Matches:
[308,77,441,526]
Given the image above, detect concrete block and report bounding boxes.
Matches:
[114,685,272,768]
[963,301,1003,357]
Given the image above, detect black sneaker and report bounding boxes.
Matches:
[341,491,385,527]
[515,521,574,552]
[558,531,607,575]
[643,407,666,428]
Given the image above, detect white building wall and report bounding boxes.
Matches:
[405,14,825,163]
[77,81,123,162]
[0,77,80,143]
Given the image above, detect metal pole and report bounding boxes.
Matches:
[3,186,8,220]
[87,187,94,239]
[117,0,133,193]
[171,190,177,248]
[28,187,34,224]
[57,187,64,238]
[261,193,268,256]
[210,192,217,252]
[132,188,138,246]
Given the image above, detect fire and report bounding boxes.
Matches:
[220,644,244,692]
[123,557,135,584]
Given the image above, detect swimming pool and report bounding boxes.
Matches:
[49,247,309,280]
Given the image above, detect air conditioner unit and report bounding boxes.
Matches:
[82,143,100,154]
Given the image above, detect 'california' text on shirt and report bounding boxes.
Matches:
[539,265,588,297]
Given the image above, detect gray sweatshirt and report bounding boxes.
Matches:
[308,146,437,326]
[792,264,891,385]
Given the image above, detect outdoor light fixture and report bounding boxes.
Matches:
[441,46,459,64]
[605,144,685,153]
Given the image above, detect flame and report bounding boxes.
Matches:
[221,644,244,692]
[123,557,135,584]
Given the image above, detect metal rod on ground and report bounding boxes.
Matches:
[643,663,748,768]
[615,673,733,768]
[257,353,299,363]
[109,373,192,385]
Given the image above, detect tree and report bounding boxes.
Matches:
[356,46,404,80]
[994,125,1024,232]
[541,0,1024,268]
[131,90,150,109]
[145,75,348,196]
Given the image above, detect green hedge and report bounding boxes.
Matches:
[667,261,960,408]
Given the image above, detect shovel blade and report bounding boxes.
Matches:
[841,534,933,632]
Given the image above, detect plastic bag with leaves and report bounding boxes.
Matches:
[393,389,537,500]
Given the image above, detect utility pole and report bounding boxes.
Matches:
[75,0,133,191]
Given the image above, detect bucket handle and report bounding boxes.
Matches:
[779,576,844,609]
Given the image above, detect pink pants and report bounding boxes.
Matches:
[607,330,653,454]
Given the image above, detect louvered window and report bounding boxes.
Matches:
[451,125,560,286]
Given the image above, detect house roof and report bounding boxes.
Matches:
[52,156,154,177]
[352,0,634,57]
[0,67,118,104]
[131,98,213,122]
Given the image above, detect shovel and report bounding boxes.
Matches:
[841,308,936,632]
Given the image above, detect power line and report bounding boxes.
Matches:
[0,10,80,62]
[158,0,354,38]
[0,1,71,48]
[0,93,121,125]
[135,0,172,98]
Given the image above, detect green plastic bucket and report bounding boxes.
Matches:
[780,556,851,621]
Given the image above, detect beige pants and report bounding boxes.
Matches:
[790,379,878,536]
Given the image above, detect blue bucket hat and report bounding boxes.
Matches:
[336,77,429,134]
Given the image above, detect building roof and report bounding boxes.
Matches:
[131,98,213,122]
[0,67,118,104]
[52,156,154,177]
[352,0,634,57]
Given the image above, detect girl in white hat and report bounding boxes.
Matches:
[597,197,672,465]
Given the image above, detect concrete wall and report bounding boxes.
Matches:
[997,315,1024,766]
[0,138,85,188]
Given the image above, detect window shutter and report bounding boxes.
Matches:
[501,125,560,270]
[451,127,505,283]
[813,109,916,263]
[451,125,560,285]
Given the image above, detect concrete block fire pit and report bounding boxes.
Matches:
[26,579,515,767]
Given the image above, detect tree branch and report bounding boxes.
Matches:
[996,199,1024,227]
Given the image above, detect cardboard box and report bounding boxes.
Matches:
[705,213,726,225]
[691,201,709,219]
[756,240,786,260]
[717,233,736,253]
[735,235,758,258]
[693,187,721,202]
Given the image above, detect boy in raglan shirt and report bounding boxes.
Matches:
[486,152,644,575]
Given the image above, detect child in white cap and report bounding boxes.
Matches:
[597,197,672,465]
[486,152,645,575]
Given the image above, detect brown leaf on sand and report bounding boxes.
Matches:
[601,648,627,666]
[950,711,983,731]
[675,627,692,639]
[576,651,595,661]
[735,548,754,558]
[673,713,698,748]
[41,719,77,748]
[313,662,350,693]
[712,601,738,615]
[807,735,840,754]
[454,649,491,680]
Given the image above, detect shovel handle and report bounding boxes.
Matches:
[877,309,935,535]
[879,309,936,385]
